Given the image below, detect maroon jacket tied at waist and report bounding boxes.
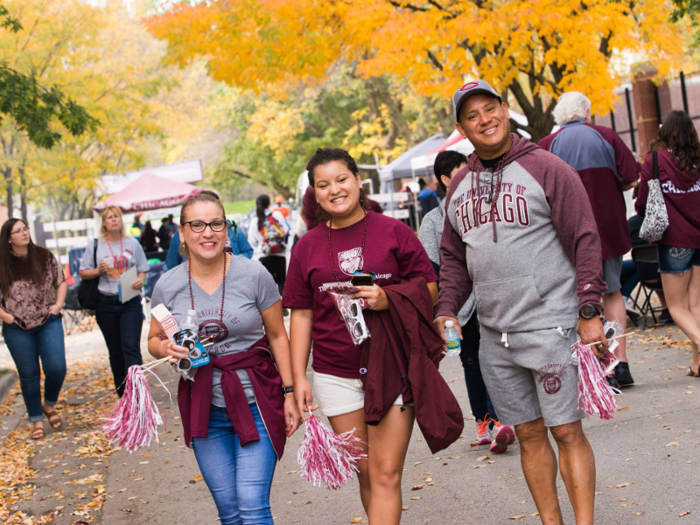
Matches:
[361,279,464,454]
[178,338,286,460]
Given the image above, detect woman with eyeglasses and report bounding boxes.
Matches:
[147,192,299,525]
[283,148,438,524]
[79,206,148,396]
[0,219,67,439]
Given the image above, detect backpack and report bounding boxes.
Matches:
[261,214,286,255]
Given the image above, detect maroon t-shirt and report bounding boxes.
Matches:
[283,211,436,378]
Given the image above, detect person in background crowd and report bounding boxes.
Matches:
[79,206,148,397]
[285,148,441,524]
[436,80,608,524]
[419,150,515,453]
[271,195,291,219]
[140,221,159,252]
[167,214,177,236]
[0,219,67,439]
[148,192,299,525]
[635,110,700,377]
[165,191,253,269]
[303,184,383,232]
[540,91,639,388]
[417,176,440,217]
[158,218,172,251]
[248,194,289,297]
[130,214,143,240]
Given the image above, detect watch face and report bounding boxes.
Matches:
[580,305,596,319]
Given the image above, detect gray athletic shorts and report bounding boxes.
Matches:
[479,325,584,428]
[602,256,623,294]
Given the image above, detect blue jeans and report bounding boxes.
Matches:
[620,259,639,299]
[192,404,277,525]
[2,315,66,422]
[657,245,700,274]
[95,294,143,396]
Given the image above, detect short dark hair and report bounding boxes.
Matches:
[434,151,468,193]
[306,148,359,187]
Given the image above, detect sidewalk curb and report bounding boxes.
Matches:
[0,370,18,406]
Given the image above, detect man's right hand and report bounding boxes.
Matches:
[434,315,462,344]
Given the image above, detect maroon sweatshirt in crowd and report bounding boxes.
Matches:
[635,149,700,249]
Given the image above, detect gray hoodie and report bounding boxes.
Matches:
[435,134,606,333]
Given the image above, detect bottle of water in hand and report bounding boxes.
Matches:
[444,320,461,357]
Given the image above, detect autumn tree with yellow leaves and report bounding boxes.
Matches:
[149,0,683,143]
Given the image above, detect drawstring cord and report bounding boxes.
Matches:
[501,332,509,348]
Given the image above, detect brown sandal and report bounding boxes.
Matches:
[687,366,700,378]
[42,406,63,429]
[31,426,44,440]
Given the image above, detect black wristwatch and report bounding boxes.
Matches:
[282,385,294,395]
[578,304,600,320]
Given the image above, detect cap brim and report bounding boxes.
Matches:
[455,89,502,121]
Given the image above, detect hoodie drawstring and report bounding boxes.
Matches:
[501,332,509,348]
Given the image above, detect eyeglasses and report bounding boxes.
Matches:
[11,227,28,235]
[182,219,228,233]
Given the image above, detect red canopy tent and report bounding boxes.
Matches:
[94,173,203,213]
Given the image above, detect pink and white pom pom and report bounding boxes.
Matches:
[297,414,367,490]
[102,360,170,453]
[572,341,619,420]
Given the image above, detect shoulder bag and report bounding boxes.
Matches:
[639,151,669,243]
[77,239,100,310]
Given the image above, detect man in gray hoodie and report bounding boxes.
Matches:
[434,80,608,525]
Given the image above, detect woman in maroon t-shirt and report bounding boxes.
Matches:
[284,148,437,524]
[635,110,700,376]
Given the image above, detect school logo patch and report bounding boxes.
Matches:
[338,247,363,277]
[537,364,568,395]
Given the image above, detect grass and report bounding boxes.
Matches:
[223,200,255,215]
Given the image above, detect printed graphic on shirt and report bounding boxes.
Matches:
[661,179,700,194]
[195,307,241,354]
[338,247,364,276]
[536,364,568,395]
[102,250,134,280]
[452,182,531,238]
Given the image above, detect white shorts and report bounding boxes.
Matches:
[313,372,405,418]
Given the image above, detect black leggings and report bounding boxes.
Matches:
[459,314,498,422]
[259,255,286,296]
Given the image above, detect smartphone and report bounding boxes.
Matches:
[351,274,374,287]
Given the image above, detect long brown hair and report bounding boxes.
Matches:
[0,219,51,296]
[650,110,700,175]
[178,191,226,258]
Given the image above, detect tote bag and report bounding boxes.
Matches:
[639,151,669,243]
[77,240,100,310]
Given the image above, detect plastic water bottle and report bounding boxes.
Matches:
[181,309,198,333]
[444,320,461,357]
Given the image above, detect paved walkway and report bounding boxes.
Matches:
[1,323,699,524]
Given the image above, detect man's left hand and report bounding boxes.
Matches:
[350,285,388,311]
[577,316,609,359]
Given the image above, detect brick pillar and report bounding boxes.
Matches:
[631,64,668,156]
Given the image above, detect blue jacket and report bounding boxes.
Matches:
[165,221,254,269]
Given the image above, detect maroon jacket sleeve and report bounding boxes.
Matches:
[634,154,652,216]
[529,153,606,309]
[434,169,473,319]
[610,131,640,186]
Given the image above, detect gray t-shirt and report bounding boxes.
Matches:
[79,237,149,296]
[151,256,280,406]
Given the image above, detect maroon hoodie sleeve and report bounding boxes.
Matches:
[610,131,640,186]
[530,153,606,309]
[434,170,473,319]
[634,154,652,216]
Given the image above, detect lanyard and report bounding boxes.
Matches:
[106,237,124,272]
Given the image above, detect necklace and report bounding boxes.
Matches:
[328,210,368,283]
[106,236,124,272]
[470,139,512,242]
[187,253,228,341]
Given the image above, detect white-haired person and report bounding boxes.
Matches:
[539,91,640,388]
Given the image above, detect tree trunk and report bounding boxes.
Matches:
[368,76,413,149]
[3,167,13,219]
[19,166,28,222]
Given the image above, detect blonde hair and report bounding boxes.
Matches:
[99,206,126,239]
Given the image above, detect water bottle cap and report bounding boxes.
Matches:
[187,309,197,317]
[445,320,454,328]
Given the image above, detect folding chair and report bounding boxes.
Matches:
[62,282,95,335]
[630,245,665,329]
